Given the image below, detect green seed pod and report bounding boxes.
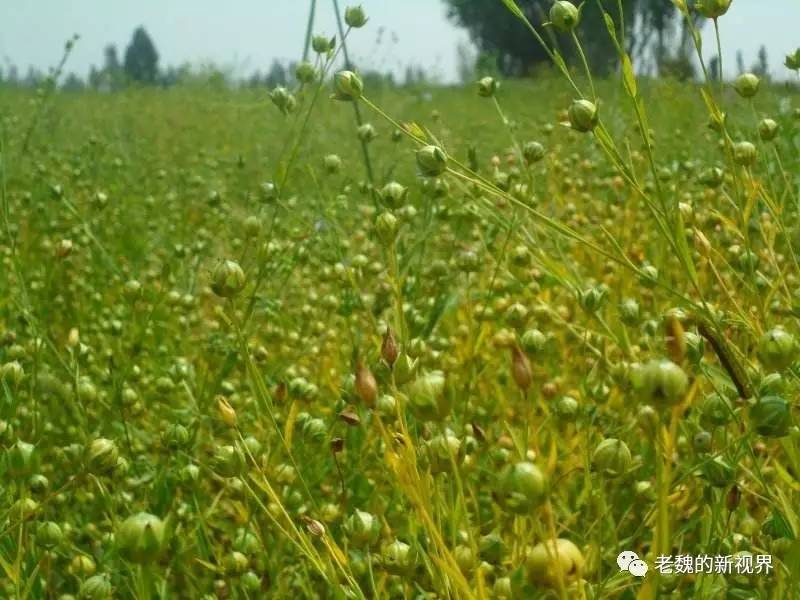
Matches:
[758,118,779,141]
[733,141,757,167]
[456,249,480,273]
[525,538,584,587]
[85,438,119,475]
[357,123,377,143]
[37,521,64,548]
[568,99,598,133]
[259,181,278,202]
[393,352,418,385]
[685,331,705,364]
[344,5,368,28]
[750,395,791,437]
[269,86,296,115]
[699,166,724,188]
[162,423,191,449]
[699,393,734,428]
[375,212,399,245]
[520,329,547,354]
[323,153,342,174]
[240,571,262,592]
[211,260,246,298]
[232,528,260,555]
[0,361,24,386]
[311,34,335,54]
[634,480,655,500]
[29,474,48,494]
[479,531,505,564]
[295,61,317,84]
[591,438,632,477]
[785,48,800,70]
[578,285,607,314]
[552,395,579,421]
[454,544,477,574]
[381,540,416,575]
[736,249,759,272]
[497,461,548,513]
[375,394,397,417]
[302,417,327,442]
[757,372,784,396]
[416,145,447,177]
[425,429,463,474]
[344,509,381,547]
[633,359,688,407]
[117,512,167,563]
[619,298,641,325]
[733,73,760,98]
[637,405,660,433]
[477,76,498,98]
[223,551,249,575]
[332,70,363,101]
[179,463,200,486]
[639,264,659,288]
[70,555,97,578]
[550,1,580,32]
[407,370,450,421]
[523,141,546,164]
[693,430,713,453]
[758,327,796,370]
[123,279,142,301]
[212,445,246,478]
[79,574,112,599]
[242,215,261,238]
[701,456,735,487]
[379,181,408,208]
[696,0,732,18]
[493,576,513,598]
[242,435,262,456]
[6,440,38,478]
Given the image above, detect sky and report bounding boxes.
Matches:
[1,1,798,84]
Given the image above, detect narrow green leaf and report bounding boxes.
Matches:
[603,13,620,50]
[674,208,697,284]
[498,0,526,20]
[622,54,637,98]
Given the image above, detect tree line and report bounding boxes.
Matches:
[0,3,777,91]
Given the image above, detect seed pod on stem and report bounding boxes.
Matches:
[332,70,363,101]
[354,361,378,407]
[382,327,399,367]
[344,5,368,28]
[511,345,532,391]
[665,312,687,364]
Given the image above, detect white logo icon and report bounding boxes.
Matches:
[618,551,648,577]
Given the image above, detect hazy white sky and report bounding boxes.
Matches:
[1,1,798,83]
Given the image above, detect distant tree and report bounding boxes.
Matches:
[159,65,183,87]
[124,27,159,84]
[24,67,44,88]
[62,72,85,91]
[736,50,745,75]
[708,56,720,81]
[88,65,101,89]
[456,41,477,83]
[444,0,636,76]
[247,70,264,88]
[264,60,287,87]
[752,45,769,78]
[102,45,125,90]
[445,0,705,78]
